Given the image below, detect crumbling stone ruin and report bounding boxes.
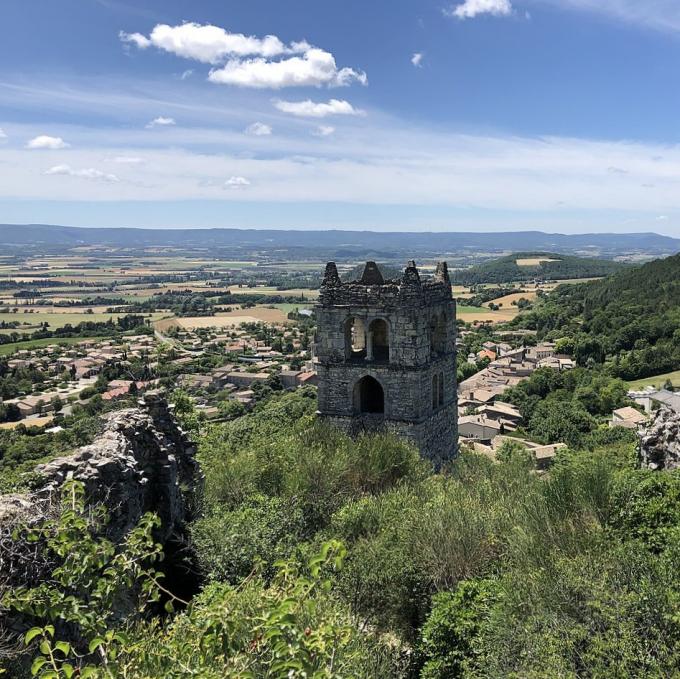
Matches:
[315,260,458,465]
[639,406,680,471]
[0,391,199,591]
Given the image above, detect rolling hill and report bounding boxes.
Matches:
[454,252,630,286]
[518,252,680,380]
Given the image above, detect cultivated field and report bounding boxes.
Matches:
[516,257,559,266]
[227,286,319,298]
[486,291,538,307]
[456,308,520,323]
[155,306,290,331]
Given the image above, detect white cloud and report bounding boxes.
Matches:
[411,52,424,67]
[224,176,250,189]
[0,128,6,139]
[26,135,69,149]
[180,69,194,80]
[245,122,272,136]
[313,125,336,137]
[208,48,366,89]
[121,23,365,89]
[274,98,364,118]
[119,31,151,49]
[146,116,176,128]
[657,215,669,221]
[44,164,119,182]
[446,0,513,19]
[109,156,144,164]
[120,23,297,63]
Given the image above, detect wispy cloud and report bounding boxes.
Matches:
[274,98,364,118]
[313,125,336,137]
[108,155,144,164]
[26,135,69,149]
[44,164,119,182]
[245,122,272,136]
[0,128,6,140]
[445,0,512,20]
[411,52,424,67]
[224,176,250,189]
[145,116,176,128]
[533,0,680,32]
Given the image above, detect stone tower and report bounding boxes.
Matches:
[315,260,458,465]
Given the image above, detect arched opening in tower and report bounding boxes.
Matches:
[369,319,390,361]
[430,313,446,355]
[354,376,385,414]
[344,317,366,360]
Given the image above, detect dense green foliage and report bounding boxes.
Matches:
[5,387,680,677]
[454,252,627,286]
[501,366,634,447]
[515,252,680,380]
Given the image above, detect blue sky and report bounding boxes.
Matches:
[1,0,680,234]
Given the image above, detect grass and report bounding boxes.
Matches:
[269,303,312,313]
[627,370,680,390]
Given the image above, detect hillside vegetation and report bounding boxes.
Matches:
[5,389,680,677]
[454,251,628,286]
[515,252,680,380]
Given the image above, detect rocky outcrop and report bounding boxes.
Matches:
[638,406,680,471]
[0,391,200,585]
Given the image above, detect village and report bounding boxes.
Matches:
[0,320,317,430]
[1,307,676,469]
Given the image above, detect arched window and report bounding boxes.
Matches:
[438,372,444,407]
[369,318,389,362]
[344,317,366,359]
[430,313,446,355]
[432,374,439,410]
[354,376,385,414]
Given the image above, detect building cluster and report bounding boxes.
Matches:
[1,335,157,425]
[456,340,575,465]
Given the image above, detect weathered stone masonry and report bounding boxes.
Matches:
[315,260,458,465]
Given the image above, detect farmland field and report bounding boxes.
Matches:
[516,257,559,266]
[486,291,538,307]
[156,306,290,331]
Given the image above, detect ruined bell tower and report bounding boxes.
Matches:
[314,260,458,465]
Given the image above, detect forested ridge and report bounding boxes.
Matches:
[514,252,680,380]
[454,252,628,286]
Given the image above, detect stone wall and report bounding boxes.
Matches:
[0,391,200,586]
[316,260,458,464]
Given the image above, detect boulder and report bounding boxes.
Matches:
[638,406,680,471]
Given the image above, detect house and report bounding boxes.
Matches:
[102,386,131,401]
[477,401,523,428]
[629,388,680,414]
[233,389,255,405]
[226,372,270,388]
[279,370,303,389]
[297,371,318,387]
[458,415,504,441]
[179,374,214,390]
[610,406,648,429]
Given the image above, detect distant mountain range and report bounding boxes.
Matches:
[0,224,678,259]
